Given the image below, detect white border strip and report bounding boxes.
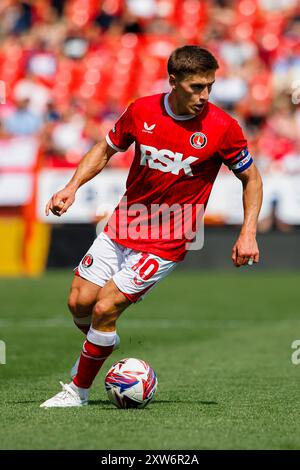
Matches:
[106,134,127,153]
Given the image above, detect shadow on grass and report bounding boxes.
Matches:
[10,399,218,407]
[8,400,43,405]
[150,400,218,406]
[89,399,218,407]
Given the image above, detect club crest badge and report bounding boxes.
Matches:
[82,254,93,268]
[190,132,207,149]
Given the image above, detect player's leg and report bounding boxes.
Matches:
[40,239,178,408]
[67,232,125,336]
[40,234,125,408]
[72,279,131,391]
[71,249,178,394]
[69,275,120,379]
[40,280,131,408]
[68,273,121,343]
[67,274,100,334]
[67,274,118,379]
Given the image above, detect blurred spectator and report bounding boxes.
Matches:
[51,0,65,18]
[51,106,85,152]
[3,97,42,135]
[26,39,57,79]
[258,0,298,12]
[95,6,119,32]
[258,95,298,163]
[210,74,248,109]
[126,0,156,19]
[45,101,60,122]
[0,0,33,36]
[63,31,89,60]
[219,39,257,68]
[13,71,52,116]
[122,10,145,34]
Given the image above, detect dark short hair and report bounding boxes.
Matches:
[167,45,219,79]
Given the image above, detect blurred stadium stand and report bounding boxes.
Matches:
[0,0,299,274]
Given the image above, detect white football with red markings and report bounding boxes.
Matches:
[105,358,158,409]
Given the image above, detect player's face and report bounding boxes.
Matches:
[170,71,216,115]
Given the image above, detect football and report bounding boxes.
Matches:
[105,358,158,409]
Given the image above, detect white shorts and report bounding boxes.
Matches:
[76,232,178,303]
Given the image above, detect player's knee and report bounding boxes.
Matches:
[93,299,112,318]
[93,300,117,327]
[68,289,93,319]
[67,290,78,316]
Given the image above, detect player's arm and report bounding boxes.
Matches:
[45,139,117,217]
[232,163,263,267]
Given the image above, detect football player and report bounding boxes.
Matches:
[41,45,262,407]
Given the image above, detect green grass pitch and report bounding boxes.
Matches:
[1,269,300,450]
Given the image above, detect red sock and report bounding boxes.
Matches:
[73,339,114,389]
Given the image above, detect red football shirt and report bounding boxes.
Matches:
[104,93,252,261]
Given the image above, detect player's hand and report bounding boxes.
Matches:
[232,234,259,268]
[45,186,76,217]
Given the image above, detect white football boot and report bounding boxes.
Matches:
[70,333,120,379]
[40,381,88,408]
